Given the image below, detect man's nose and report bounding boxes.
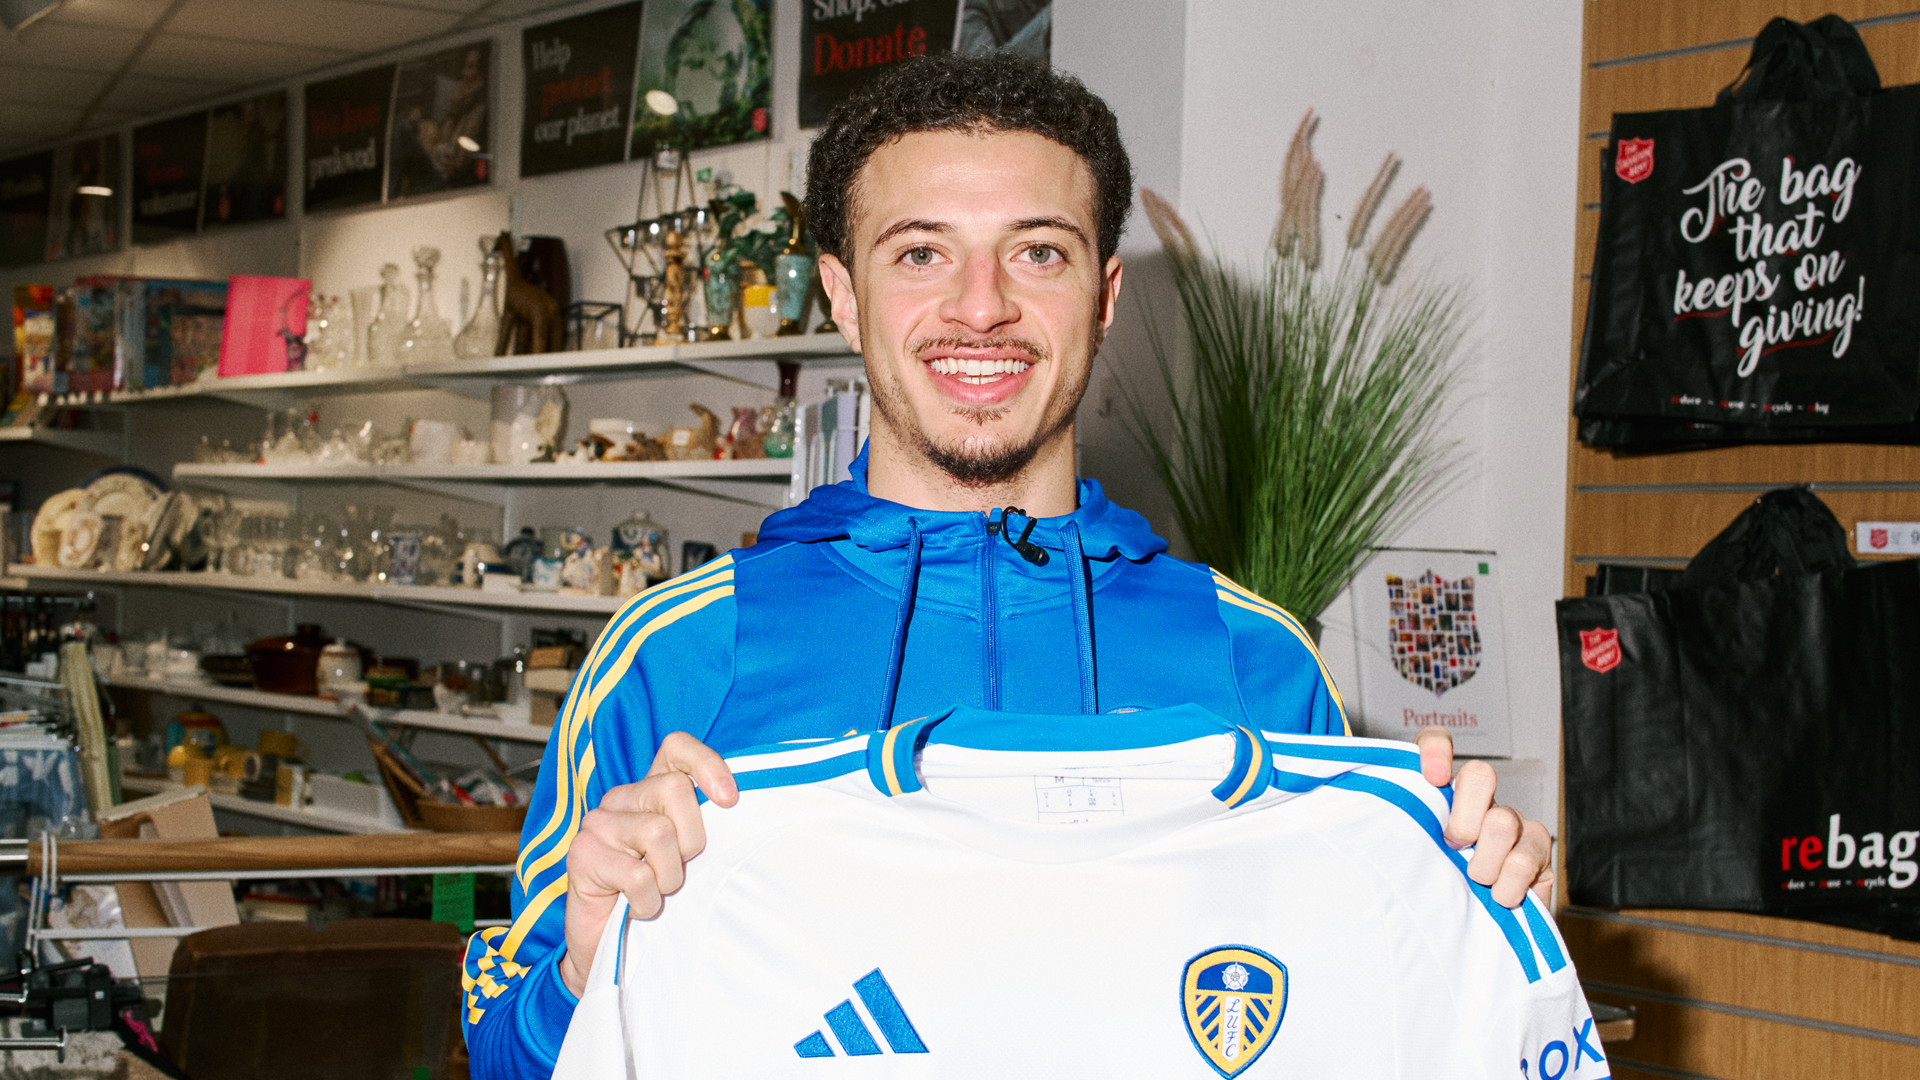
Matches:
[937,251,1018,332]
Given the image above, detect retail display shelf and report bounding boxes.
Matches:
[4,565,627,615]
[171,458,794,482]
[46,338,858,408]
[118,775,414,835]
[104,675,554,744]
[0,426,124,456]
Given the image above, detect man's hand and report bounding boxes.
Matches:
[1413,726,1554,908]
[558,732,738,996]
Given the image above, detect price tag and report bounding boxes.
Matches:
[1855,521,1920,555]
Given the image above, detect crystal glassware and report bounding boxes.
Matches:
[401,247,456,365]
[366,264,409,367]
[454,236,502,360]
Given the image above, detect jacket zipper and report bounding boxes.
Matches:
[982,513,999,709]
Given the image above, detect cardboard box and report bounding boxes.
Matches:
[97,786,241,981]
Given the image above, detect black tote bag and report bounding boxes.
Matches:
[1575,16,1920,441]
[1558,489,1920,938]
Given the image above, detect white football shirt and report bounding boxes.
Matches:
[554,704,1608,1079]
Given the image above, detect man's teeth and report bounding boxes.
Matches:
[928,357,1032,383]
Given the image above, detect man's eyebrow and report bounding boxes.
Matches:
[872,219,950,248]
[1009,216,1090,246]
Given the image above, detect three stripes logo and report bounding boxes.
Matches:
[794,969,929,1058]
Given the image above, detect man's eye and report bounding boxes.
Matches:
[905,247,935,266]
[1025,245,1060,265]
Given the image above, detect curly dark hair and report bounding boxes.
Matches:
[805,52,1133,269]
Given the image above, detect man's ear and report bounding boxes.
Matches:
[1094,254,1124,347]
[818,254,862,354]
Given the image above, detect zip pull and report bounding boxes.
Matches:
[992,506,1050,566]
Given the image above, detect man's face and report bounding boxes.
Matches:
[820,129,1122,486]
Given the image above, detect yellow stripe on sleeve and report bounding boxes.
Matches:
[1213,577,1352,736]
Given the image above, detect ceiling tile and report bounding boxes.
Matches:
[132,32,350,83]
[166,0,459,53]
[0,23,142,72]
[0,101,88,138]
[101,74,237,118]
[464,0,580,23]
[376,0,499,13]
[42,0,166,31]
[0,65,105,107]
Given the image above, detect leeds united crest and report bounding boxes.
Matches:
[1181,946,1287,1077]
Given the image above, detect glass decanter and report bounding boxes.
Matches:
[400,246,456,365]
[365,263,409,367]
[763,361,799,459]
[454,235,502,360]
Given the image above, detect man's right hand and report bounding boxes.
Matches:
[558,732,737,996]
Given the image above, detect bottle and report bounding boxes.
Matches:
[764,361,799,459]
[455,235,502,360]
[401,246,456,365]
[366,263,409,366]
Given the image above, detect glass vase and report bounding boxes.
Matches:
[401,246,456,365]
[702,253,738,341]
[774,252,813,335]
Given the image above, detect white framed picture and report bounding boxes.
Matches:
[1347,549,1512,757]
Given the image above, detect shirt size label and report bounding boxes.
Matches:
[1035,776,1124,824]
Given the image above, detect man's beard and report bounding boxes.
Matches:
[869,332,1088,488]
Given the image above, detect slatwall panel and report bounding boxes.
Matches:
[1564,4,1920,1078]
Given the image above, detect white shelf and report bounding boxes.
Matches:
[6,564,626,614]
[104,675,554,744]
[0,426,123,456]
[171,458,793,482]
[51,337,858,408]
[119,775,414,835]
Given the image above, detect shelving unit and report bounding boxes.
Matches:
[0,425,125,457]
[6,564,627,614]
[105,674,554,744]
[172,458,792,481]
[119,775,413,834]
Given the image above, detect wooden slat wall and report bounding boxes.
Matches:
[1565,5,1920,1079]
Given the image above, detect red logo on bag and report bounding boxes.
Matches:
[1615,138,1654,184]
[1580,628,1622,673]
[1870,527,1889,549]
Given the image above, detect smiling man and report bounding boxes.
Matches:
[462,53,1552,1080]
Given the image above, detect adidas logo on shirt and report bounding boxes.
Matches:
[793,968,929,1058]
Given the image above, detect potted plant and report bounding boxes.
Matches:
[1128,111,1466,637]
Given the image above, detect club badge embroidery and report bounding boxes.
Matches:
[1181,946,1287,1077]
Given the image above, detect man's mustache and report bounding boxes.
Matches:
[910,335,1049,364]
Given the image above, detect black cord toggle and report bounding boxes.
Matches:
[995,507,1050,566]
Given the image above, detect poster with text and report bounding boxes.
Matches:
[44,135,121,260]
[0,152,54,267]
[956,0,1049,59]
[799,0,959,128]
[305,65,395,213]
[520,2,642,177]
[1348,549,1512,757]
[389,41,492,199]
[131,113,207,244]
[203,90,288,229]
[631,0,770,156]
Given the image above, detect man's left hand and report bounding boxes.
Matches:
[1414,726,1554,907]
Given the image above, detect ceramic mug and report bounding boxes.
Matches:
[389,533,423,586]
[182,755,214,789]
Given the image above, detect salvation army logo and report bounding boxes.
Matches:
[1615,137,1654,184]
[1385,571,1481,696]
[1870,527,1889,550]
[1580,628,1622,673]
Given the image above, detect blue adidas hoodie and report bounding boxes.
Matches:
[462,449,1349,1079]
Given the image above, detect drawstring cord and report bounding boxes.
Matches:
[875,518,923,732]
[1064,522,1097,715]
[986,506,1050,565]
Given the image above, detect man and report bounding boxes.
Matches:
[463,53,1552,1080]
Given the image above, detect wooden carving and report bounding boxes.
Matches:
[493,231,561,355]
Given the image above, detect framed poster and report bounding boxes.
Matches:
[631,0,771,156]
[389,41,492,199]
[956,0,1050,59]
[204,91,289,229]
[304,65,395,213]
[45,136,121,260]
[520,2,643,178]
[0,152,54,268]
[131,113,207,244]
[799,0,959,128]
[1348,549,1513,757]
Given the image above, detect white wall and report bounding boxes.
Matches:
[1169,0,1584,828]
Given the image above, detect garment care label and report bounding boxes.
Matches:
[1856,521,1920,554]
[1035,776,1124,824]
